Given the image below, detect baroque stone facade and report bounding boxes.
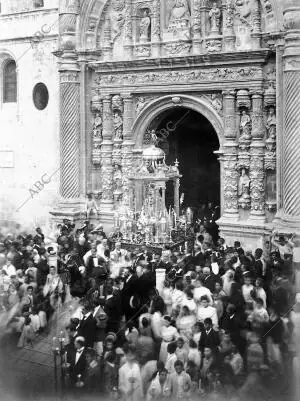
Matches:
[50,0,300,249]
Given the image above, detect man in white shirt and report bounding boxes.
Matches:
[193,278,213,305]
[3,258,16,277]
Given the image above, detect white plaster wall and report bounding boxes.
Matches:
[0,7,60,232]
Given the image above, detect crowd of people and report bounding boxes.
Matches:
[0,218,297,400]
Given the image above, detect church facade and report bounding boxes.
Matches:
[1,0,300,249]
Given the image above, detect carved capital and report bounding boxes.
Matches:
[60,71,79,84]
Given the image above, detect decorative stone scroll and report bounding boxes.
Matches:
[249,145,265,220]
[97,67,263,87]
[223,150,239,217]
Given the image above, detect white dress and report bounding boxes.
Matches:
[159,325,179,363]
[119,362,143,401]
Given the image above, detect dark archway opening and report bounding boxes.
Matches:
[150,108,220,215]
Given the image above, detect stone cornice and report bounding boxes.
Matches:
[88,49,272,73]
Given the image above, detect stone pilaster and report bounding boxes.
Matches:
[222,0,235,52]
[121,95,135,206]
[151,0,161,57]
[249,91,266,222]
[124,0,133,59]
[250,0,261,50]
[223,90,237,140]
[100,96,114,217]
[279,0,300,231]
[192,0,201,54]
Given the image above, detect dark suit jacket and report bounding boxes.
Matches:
[203,274,219,293]
[68,347,88,383]
[105,295,122,331]
[77,314,97,347]
[121,275,138,317]
[192,252,205,267]
[199,328,220,352]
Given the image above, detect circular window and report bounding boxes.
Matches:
[33,83,49,110]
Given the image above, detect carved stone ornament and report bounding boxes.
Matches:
[60,72,79,83]
[134,45,151,57]
[97,67,263,87]
[264,138,276,170]
[209,3,222,35]
[205,38,222,53]
[249,156,265,212]
[163,42,192,56]
[223,159,239,212]
[210,93,223,116]
[239,110,252,141]
[236,89,251,109]
[135,97,147,116]
[264,84,276,108]
[266,107,276,140]
[112,95,123,113]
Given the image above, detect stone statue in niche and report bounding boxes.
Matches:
[167,0,191,32]
[139,9,151,42]
[113,163,123,192]
[113,112,123,140]
[209,3,221,34]
[136,97,146,115]
[238,168,251,207]
[92,113,103,140]
[266,107,276,140]
[239,110,252,140]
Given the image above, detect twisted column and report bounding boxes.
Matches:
[280,1,300,229]
[59,59,81,200]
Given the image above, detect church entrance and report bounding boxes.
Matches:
[148,107,220,219]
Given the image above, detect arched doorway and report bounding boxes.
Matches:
[147,107,220,220]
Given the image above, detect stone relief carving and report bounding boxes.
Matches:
[264,139,276,170]
[209,2,221,35]
[164,41,192,55]
[110,0,125,43]
[167,0,191,33]
[135,96,147,115]
[210,93,223,116]
[113,163,123,193]
[238,168,251,209]
[134,45,151,57]
[97,67,263,86]
[206,39,222,53]
[223,160,239,212]
[249,156,265,212]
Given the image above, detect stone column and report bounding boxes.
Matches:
[250,0,261,50]
[59,57,81,202]
[280,0,300,230]
[249,91,266,222]
[222,0,235,52]
[100,96,114,217]
[151,0,161,57]
[192,0,201,54]
[121,95,135,206]
[222,90,239,219]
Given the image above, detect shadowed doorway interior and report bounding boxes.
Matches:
[151,108,220,211]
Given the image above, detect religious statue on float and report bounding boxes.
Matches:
[167,0,191,32]
[238,168,251,208]
[209,2,221,34]
[139,9,151,42]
